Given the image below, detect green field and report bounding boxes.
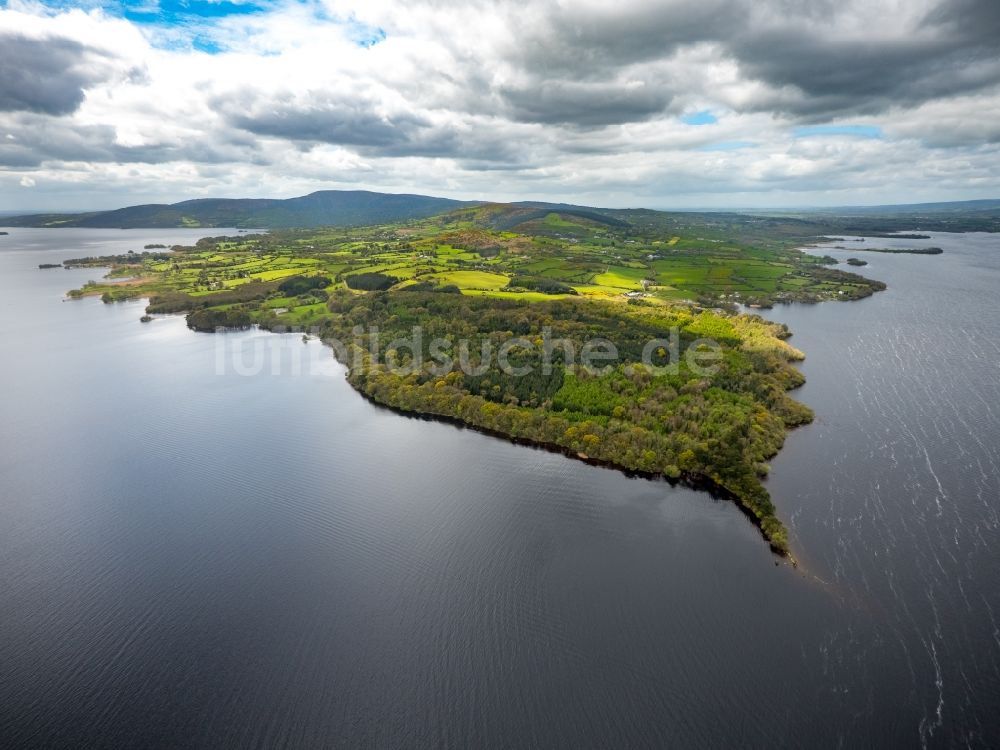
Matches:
[429,270,510,289]
[66,203,885,329]
[593,266,648,290]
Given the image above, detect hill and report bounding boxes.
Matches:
[437,202,630,235]
[6,192,999,235]
[3,190,473,229]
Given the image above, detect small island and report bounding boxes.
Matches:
[859,233,932,239]
[38,263,63,269]
[846,258,868,266]
[853,246,943,255]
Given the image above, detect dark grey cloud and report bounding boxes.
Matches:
[922,0,1000,45]
[214,91,523,162]
[728,2,1000,119]
[500,80,674,126]
[217,91,431,149]
[491,0,1000,123]
[0,113,258,168]
[507,0,746,77]
[0,33,115,116]
[4,0,1000,211]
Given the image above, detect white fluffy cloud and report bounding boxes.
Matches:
[2,0,999,210]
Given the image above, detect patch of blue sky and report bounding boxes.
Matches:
[348,21,386,48]
[793,124,883,139]
[190,35,225,53]
[20,0,271,52]
[681,111,718,126]
[27,0,273,23]
[120,0,268,23]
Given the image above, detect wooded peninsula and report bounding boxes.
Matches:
[60,203,899,557]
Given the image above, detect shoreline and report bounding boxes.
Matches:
[77,289,805,561]
[54,222,900,564]
[321,333,800,563]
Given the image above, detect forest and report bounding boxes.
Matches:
[309,291,811,554]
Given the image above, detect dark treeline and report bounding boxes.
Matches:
[508,276,579,295]
[63,250,172,266]
[345,272,399,291]
[400,281,462,293]
[186,308,254,332]
[146,280,280,313]
[278,275,331,295]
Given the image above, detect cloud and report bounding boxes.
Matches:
[0,33,116,115]
[19,175,36,187]
[0,112,259,168]
[216,90,432,149]
[728,21,1000,119]
[501,0,749,78]
[482,0,1000,121]
[1,0,1000,211]
[500,79,674,126]
[212,87,528,162]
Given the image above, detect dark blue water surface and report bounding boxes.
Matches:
[0,228,998,748]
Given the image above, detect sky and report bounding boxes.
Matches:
[1,0,999,212]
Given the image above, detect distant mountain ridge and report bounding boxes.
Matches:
[3,191,998,231]
[825,199,1000,215]
[3,190,475,229]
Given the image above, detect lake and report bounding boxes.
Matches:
[0,228,997,748]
